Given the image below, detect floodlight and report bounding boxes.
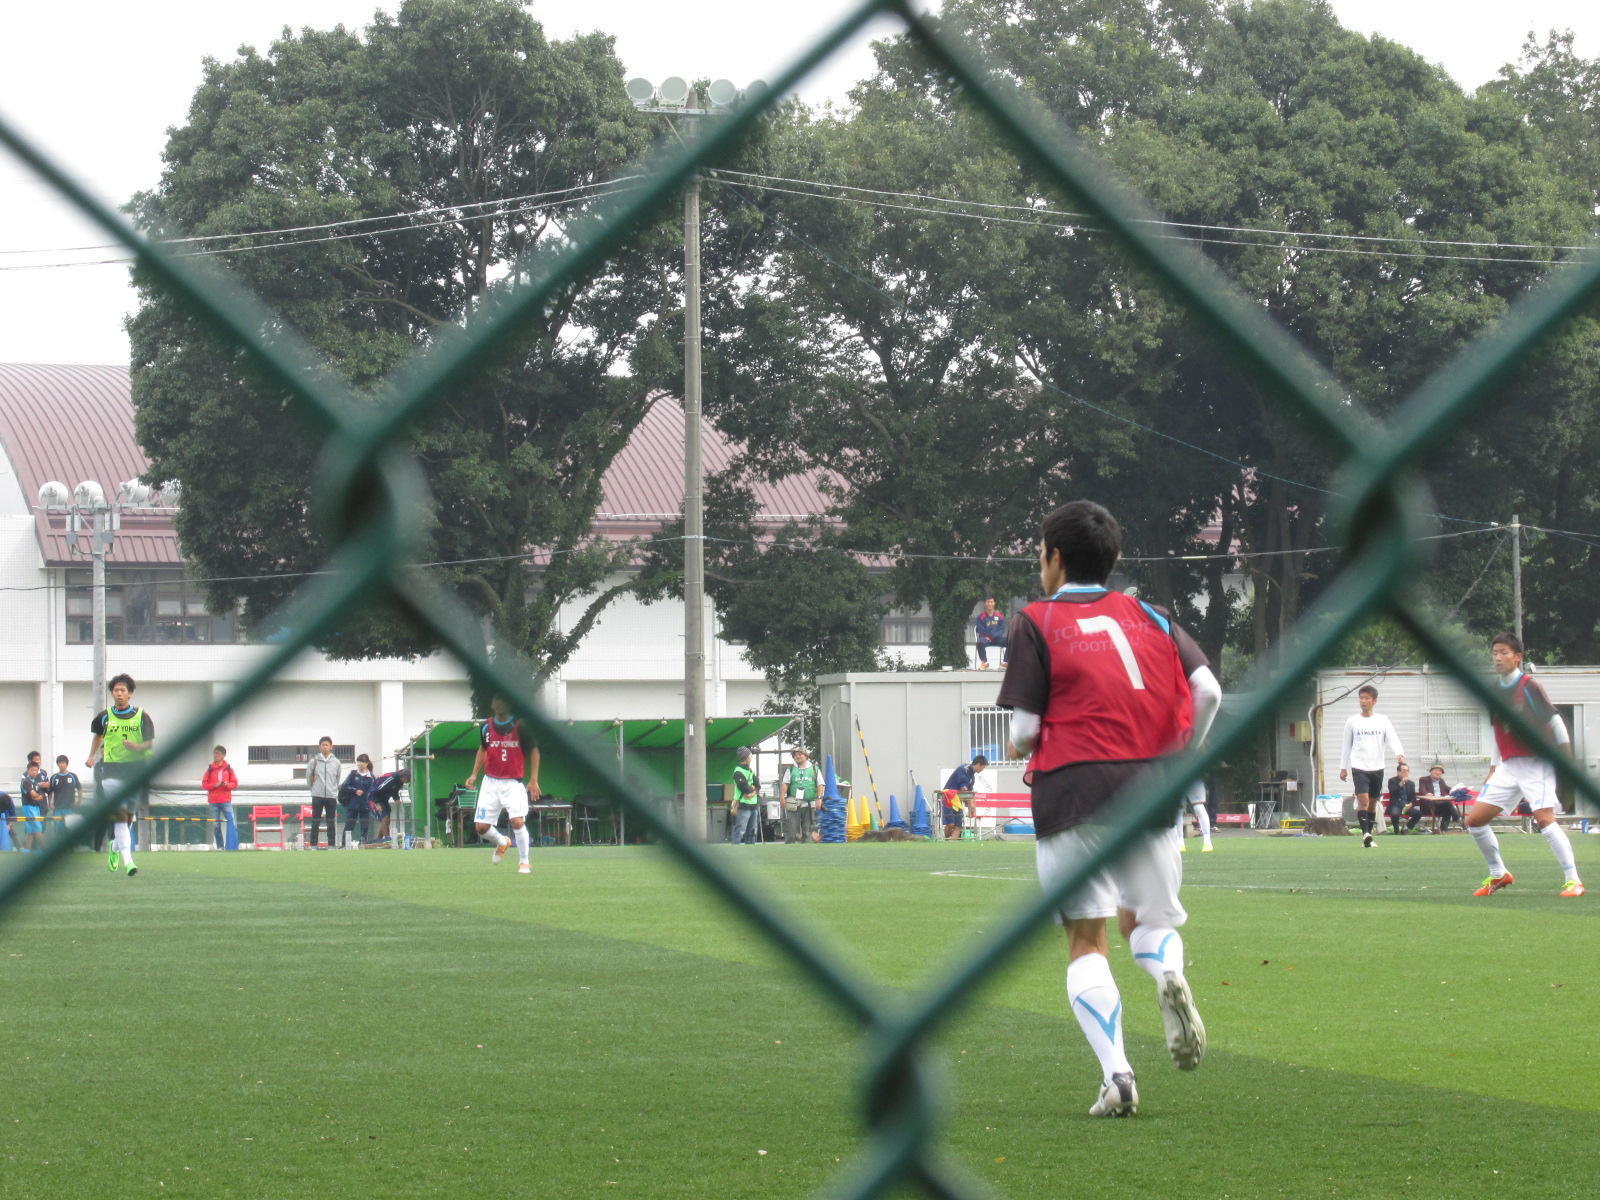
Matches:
[37,481,69,510]
[117,479,154,506]
[706,79,738,108]
[625,76,655,104]
[658,76,689,105]
[73,480,106,509]
[745,80,770,102]
[157,481,183,507]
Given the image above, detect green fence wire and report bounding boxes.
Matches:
[4,1,1600,1196]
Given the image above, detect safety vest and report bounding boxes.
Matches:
[101,707,151,763]
[788,764,818,799]
[1021,591,1192,774]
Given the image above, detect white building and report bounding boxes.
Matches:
[0,363,889,786]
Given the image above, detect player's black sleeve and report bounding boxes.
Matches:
[995,611,1050,713]
[1523,678,1557,725]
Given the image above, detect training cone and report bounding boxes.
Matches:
[910,785,932,838]
[819,754,847,843]
[886,794,908,831]
[846,794,866,841]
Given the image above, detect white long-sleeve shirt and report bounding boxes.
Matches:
[1340,712,1403,772]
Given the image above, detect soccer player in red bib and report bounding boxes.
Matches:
[1465,633,1583,898]
[998,501,1222,1117]
[464,695,541,875]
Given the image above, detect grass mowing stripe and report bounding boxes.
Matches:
[5,839,1597,1198]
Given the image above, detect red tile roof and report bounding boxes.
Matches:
[0,366,838,566]
[0,364,182,565]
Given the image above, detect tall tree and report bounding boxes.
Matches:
[126,0,667,683]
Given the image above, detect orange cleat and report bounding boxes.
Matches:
[1472,872,1514,896]
[1560,879,1585,898]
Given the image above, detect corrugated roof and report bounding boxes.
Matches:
[0,368,840,568]
[0,364,181,565]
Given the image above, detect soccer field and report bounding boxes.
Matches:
[4,835,1597,1199]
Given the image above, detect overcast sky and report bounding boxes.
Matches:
[1,0,1596,365]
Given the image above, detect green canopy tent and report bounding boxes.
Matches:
[402,714,795,843]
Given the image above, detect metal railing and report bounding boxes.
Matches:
[5,2,1600,1195]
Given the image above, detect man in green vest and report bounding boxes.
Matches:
[781,748,820,843]
[730,747,760,844]
[85,673,155,877]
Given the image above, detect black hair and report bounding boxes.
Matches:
[1491,631,1524,655]
[1040,501,1120,585]
[55,754,68,764]
[318,736,333,746]
[972,755,989,768]
[109,673,136,693]
[213,744,227,755]
[1358,685,1378,700]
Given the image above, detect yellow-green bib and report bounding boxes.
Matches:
[101,708,150,763]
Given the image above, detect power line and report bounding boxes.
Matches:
[711,168,1600,262]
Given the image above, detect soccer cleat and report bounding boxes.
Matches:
[1472,872,1514,896]
[126,864,138,877]
[491,840,509,865]
[107,849,121,873]
[1088,1072,1139,1117]
[1560,879,1585,898]
[518,862,531,875]
[1361,833,1374,849]
[1201,843,1215,853]
[1158,972,1206,1070]
[1178,841,1187,854]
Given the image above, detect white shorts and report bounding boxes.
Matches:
[474,775,530,825]
[1036,823,1187,926]
[1478,757,1558,814]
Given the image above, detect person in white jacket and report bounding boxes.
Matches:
[1339,685,1405,848]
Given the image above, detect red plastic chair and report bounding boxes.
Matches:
[252,805,286,850]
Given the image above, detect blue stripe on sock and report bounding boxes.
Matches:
[1133,931,1176,964]
[1074,996,1122,1041]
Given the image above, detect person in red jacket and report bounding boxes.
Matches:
[202,745,239,851]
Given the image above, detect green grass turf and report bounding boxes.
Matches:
[2,832,1597,1199]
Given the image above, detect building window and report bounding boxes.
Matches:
[64,569,242,645]
[965,705,1022,767]
[249,745,357,767]
[1421,710,1483,759]
[881,609,932,645]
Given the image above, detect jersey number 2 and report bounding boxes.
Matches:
[1077,616,1146,689]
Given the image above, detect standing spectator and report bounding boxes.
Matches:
[48,755,81,811]
[941,755,988,839]
[729,747,760,844]
[1384,763,1417,835]
[1416,764,1457,832]
[18,762,49,852]
[0,787,13,851]
[781,748,820,843]
[86,673,155,877]
[975,597,1008,669]
[1338,685,1405,848]
[202,745,239,850]
[339,755,377,847]
[305,736,341,849]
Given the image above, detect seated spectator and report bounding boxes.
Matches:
[339,755,377,846]
[975,598,1008,669]
[941,755,988,839]
[1415,764,1457,832]
[1383,763,1416,835]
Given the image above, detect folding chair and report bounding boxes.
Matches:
[572,795,612,845]
[297,804,314,847]
[251,804,286,850]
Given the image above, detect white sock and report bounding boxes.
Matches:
[113,822,134,864]
[1192,803,1212,845]
[513,824,530,864]
[1470,824,1507,877]
[1127,925,1185,984]
[1066,953,1131,1082]
[481,827,508,848]
[1542,823,1579,881]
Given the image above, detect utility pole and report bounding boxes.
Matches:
[1512,513,1523,644]
[681,117,707,841]
[627,75,752,840]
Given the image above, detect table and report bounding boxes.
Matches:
[530,803,572,846]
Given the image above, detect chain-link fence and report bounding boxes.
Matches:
[4,1,1599,1195]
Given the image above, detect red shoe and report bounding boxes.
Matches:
[1560,879,1585,898]
[1472,872,1514,896]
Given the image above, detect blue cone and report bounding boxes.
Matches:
[886,793,908,831]
[819,754,847,843]
[910,785,932,838]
